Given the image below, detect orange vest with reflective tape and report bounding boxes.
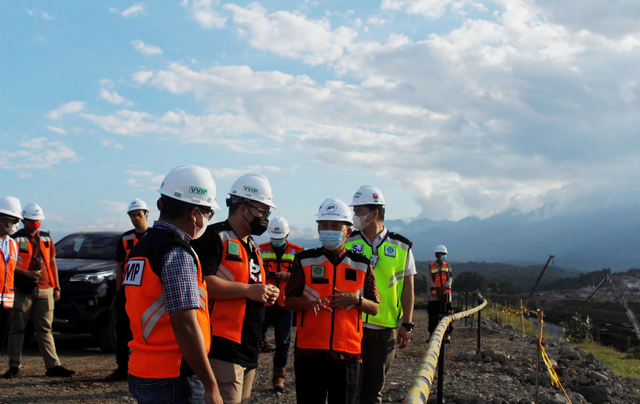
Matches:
[125,228,210,379]
[259,241,303,307]
[121,231,145,259]
[13,230,57,289]
[430,261,451,297]
[210,228,266,344]
[0,238,18,309]
[295,248,368,355]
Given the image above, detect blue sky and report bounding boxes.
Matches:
[2,1,640,241]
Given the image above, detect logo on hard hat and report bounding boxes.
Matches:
[274,227,280,232]
[373,193,378,200]
[243,186,258,194]
[325,204,337,212]
[189,186,208,195]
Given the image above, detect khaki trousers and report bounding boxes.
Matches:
[210,357,256,404]
[8,288,61,370]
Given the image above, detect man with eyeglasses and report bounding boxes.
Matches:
[0,197,22,352]
[191,174,279,404]
[105,198,150,382]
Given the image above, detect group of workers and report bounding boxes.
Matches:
[0,164,454,404]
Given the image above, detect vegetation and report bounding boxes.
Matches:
[575,341,640,382]
[560,313,593,343]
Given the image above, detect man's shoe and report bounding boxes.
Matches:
[3,367,19,379]
[273,368,286,393]
[105,367,128,381]
[261,342,274,353]
[45,366,76,377]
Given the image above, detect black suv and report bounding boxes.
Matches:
[53,232,121,352]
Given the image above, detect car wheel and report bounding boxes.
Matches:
[97,308,117,353]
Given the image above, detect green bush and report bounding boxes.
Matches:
[560,313,593,343]
[627,345,640,360]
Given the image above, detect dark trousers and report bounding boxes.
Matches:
[427,300,453,335]
[261,307,293,368]
[0,307,10,350]
[294,356,360,404]
[357,328,396,404]
[115,287,132,368]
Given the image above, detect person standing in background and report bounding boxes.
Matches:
[427,245,453,342]
[0,197,22,351]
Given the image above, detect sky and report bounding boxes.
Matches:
[2,0,640,242]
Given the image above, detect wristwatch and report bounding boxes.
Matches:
[355,295,364,306]
[401,322,414,332]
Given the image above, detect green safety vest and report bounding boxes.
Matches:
[345,230,412,328]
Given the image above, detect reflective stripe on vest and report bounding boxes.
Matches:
[345,234,409,328]
[210,229,266,344]
[258,241,302,307]
[295,252,367,355]
[0,239,17,309]
[13,233,57,289]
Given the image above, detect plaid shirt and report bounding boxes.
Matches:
[153,221,201,313]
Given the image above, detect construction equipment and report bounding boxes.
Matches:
[523,255,555,309]
[585,274,640,341]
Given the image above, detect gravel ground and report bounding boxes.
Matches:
[2,310,637,403]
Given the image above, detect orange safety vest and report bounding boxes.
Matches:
[121,230,146,260]
[13,230,57,289]
[295,249,369,355]
[259,241,303,307]
[429,261,451,298]
[0,238,18,309]
[125,228,210,379]
[210,228,266,344]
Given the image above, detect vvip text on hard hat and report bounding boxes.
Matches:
[158,165,221,210]
[228,174,277,209]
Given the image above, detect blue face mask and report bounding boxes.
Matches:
[271,238,286,248]
[319,230,344,251]
[440,255,447,262]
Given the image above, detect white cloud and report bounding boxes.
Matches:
[210,166,282,179]
[100,138,124,149]
[184,0,226,29]
[46,126,67,135]
[131,40,163,56]
[98,200,129,213]
[110,4,145,18]
[381,0,486,19]
[46,101,85,120]
[42,12,54,20]
[0,137,81,170]
[132,70,154,83]
[99,88,133,105]
[26,10,33,16]
[224,3,358,65]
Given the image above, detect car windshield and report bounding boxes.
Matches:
[55,233,120,261]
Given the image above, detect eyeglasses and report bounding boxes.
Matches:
[2,215,19,225]
[197,208,215,221]
[247,204,271,218]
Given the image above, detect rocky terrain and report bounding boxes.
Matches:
[0,310,638,403]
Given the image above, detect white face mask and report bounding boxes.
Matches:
[192,209,207,240]
[353,211,373,230]
[1,218,19,236]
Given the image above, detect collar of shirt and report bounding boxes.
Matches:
[1,235,11,265]
[153,220,191,243]
[361,226,387,251]
[322,245,347,264]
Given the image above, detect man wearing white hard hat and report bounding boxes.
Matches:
[191,173,279,403]
[0,196,22,353]
[124,165,222,404]
[5,203,75,378]
[105,198,149,382]
[258,216,304,393]
[427,245,453,342]
[345,185,416,404]
[285,198,380,404]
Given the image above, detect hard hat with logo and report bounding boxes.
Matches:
[0,196,23,220]
[22,203,45,221]
[158,165,221,210]
[267,216,290,239]
[127,198,149,213]
[434,245,448,254]
[350,185,385,207]
[228,174,276,209]
[316,198,353,224]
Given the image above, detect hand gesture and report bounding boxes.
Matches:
[307,299,332,316]
[327,288,358,309]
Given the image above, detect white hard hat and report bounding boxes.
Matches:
[0,196,23,220]
[127,198,149,213]
[434,245,448,254]
[228,174,276,209]
[350,185,385,207]
[22,203,45,220]
[267,217,290,239]
[316,198,353,225]
[158,165,221,210]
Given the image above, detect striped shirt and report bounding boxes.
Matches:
[153,221,200,313]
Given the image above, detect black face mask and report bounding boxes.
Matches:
[244,207,269,236]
